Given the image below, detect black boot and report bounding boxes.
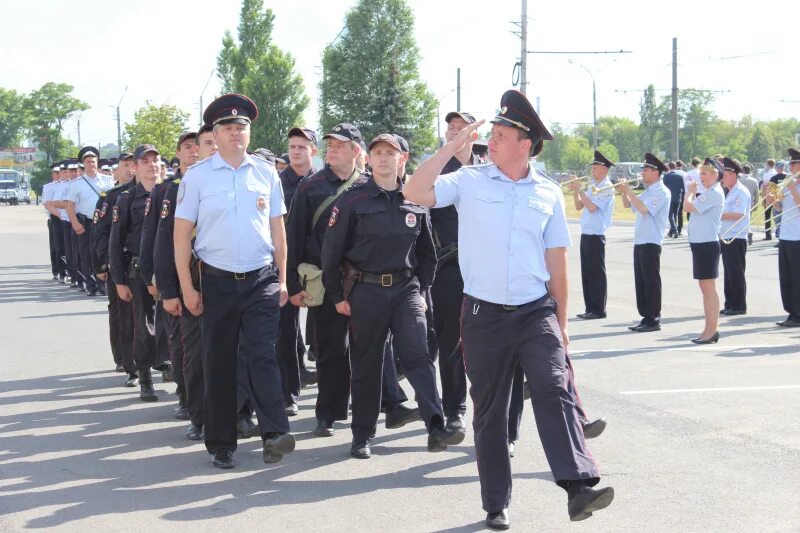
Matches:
[139,370,158,402]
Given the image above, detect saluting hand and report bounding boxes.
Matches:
[184,287,204,316]
[448,120,485,154]
[335,300,351,316]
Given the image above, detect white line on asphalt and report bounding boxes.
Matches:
[620,385,800,395]
[570,343,796,356]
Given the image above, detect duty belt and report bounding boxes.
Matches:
[202,263,270,280]
[357,269,413,287]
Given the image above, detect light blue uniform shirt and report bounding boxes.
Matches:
[433,163,572,305]
[67,173,108,217]
[53,180,70,221]
[42,182,55,217]
[688,183,723,243]
[632,180,671,245]
[580,177,614,235]
[778,181,800,241]
[720,182,751,241]
[175,152,286,272]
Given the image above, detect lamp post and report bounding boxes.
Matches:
[568,59,617,150]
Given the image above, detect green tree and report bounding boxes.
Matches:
[319,0,437,159]
[27,82,89,166]
[674,89,716,161]
[596,140,619,165]
[0,88,30,147]
[537,123,568,172]
[639,84,660,153]
[30,137,78,195]
[560,136,593,173]
[747,123,775,163]
[217,0,309,153]
[124,102,188,160]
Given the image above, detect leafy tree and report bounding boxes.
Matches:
[639,84,660,153]
[560,136,593,173]
[217,0,309,153]
[27,82,89,166]
[0,88,30,148]
[596,140,619,165]
[674,89,716,161]
[747,123,775,164]
[124,102,188,159]
[319,0,437,159]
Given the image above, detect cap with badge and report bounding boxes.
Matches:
[491,90,553,157]
[445,111,477,124]
[592,150,615,168]
[642,153,668,173]
[66,159,80,170]
[202,93,258,126]
[78,146,100,161]
[703,157,723,179]
[118,152,134,161]
[133,144,160,161]
[787,148,800,163]
[393,134,410,154]
[322,123,363,145]
[722,157,742,174]
[288,127,318,145]
[368,133,402,152]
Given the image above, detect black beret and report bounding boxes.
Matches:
[642,153,667,173]
[203,93,258,126]
[592,150,615,168]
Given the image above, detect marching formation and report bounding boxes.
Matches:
[36,86,800,531]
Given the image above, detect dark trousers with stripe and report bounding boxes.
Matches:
[309,295,351,422]
[431,263,467,418]
[167,312,185,396]
[50,215,66,276]
[180,311,204,427]
[201,265,287,454]
[47,217,60,277]
[130,277,157,377]
[61,220,75,279]
[668,201,683,236]
[461,294,599,513]
[633,244,662,325]
[721,238,747,312]
[277,301,301,405]
[579,234,607,315]
[107,277,135,373]
[76,215,97,291]
[778,240,800,320]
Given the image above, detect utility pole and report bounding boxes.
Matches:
[115,86,127,152]
[76,117,81,147]
[671,38,678,160]
[200,69,215,127]
[592,78,597,149]
[456,68,461,111]
[520,0,527,94]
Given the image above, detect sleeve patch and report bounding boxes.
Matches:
[160,199,171,219]
[328,206,339,227]
[144,197,152,216]
[112,205,120,223]
[100,202,108,218]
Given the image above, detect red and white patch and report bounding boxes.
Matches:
[100,202,108,218]
[405,213,417,227]
[112,205,120,223]
[144,197,152,216]
[328,206,339,227]
[160,199,171,219]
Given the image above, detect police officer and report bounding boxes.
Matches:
[94,152,137,384]
[110,145,163,402]
[42,164,65,281]
[174,94,295,468]
[139,131,199,417]
[618,154,671,332]
[773,148,800,327]
[52,161,77,286]
[405,90,613,528]
[277,126,318,416]
[663,162,686,238]
[321,133,463,459]
[570,150,615,319]
[684,158,724,344]
[719,157,750,316]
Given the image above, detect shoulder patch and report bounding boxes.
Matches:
[93,209,100,224]
[100,202,108,218]
[144,197,151,216]
[112,205,120,223]
[160,199,171,219]
[328,206,339,227]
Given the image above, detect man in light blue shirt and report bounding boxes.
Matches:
[720,158,751,315]
[174,93,295,470]
[774,148,800,327]
[42,164,65,281]
[569,150,615,319]
[618,153,671,332]
[405,89,613,529]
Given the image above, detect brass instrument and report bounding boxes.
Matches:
[591,177,640,195]
[560,175,589,189]
[721,171,799,243]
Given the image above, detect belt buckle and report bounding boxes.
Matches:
[380,273,393,287]
[235,271,246,280]
[502,304,518,312]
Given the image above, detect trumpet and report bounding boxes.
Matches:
[560,175,589,189]
[765,171,800,201]
[591,177,640,195]
[720,172,799,243]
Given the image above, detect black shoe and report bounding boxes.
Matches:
[87,287,98,296]
[237,417,257,439]
[691,332,719,344]
[159,365,173,383]
[285,402,299,416]
[582,418,607,439]
[764,235,772,241]
[262,432,296,464]
[313,419,335,437]
[632,323,661,332]
[212,450,234,469]
[300,367,318,387]
[428,425,465,452]
[186,423,204,441]
[485,509,510,530]
[568,485,615,521]
[350,439,372,459]
[445,414,466,432]
[174,405,190,420]
[627,321,646,331]
[115,364,125,373]
[98,286,107,296]
[577,312,606,320]
[719,309,730,316]
[508,441,515,458]
[124,373,138,387]
[69,281,78,288]
[777,317,800,328]
[385,404,420,429]
[139,382,158,402]
[725,309,746,316]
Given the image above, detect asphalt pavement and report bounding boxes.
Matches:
[1,204,798,532]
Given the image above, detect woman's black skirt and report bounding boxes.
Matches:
[690,241,721,280]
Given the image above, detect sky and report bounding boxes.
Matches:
[3,0,796,151]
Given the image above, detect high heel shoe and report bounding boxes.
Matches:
[691,332,719,344]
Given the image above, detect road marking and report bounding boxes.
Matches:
[621,385,800,395]
[570,343,796,356]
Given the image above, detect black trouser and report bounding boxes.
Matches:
[348,278,444,443]
[70,227,83,285]
[461,294,599,513]
[50,215,66,276]
[668,201,682,236]
[46,218,59,276]
[107,277,135,373]
[765,205,774,238]
[61,220,75,279]
[579,234,607,315]
[381,334,409,411]
[180,311,204,427]
[431,262,467,418]
[778,240,800,320]
[309,295,351,422]
[76,215,97,291]
[154,301,171,367]
[200,265,287,454]
[130,276,157,378]
[508,352,589,443]
[721,238,747,312]
[633,243,662,325]
[277,301,301,405]
[167,312,184,396]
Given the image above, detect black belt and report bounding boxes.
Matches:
[358,269,413,287]
[466,294,547,312]
[202,263,270,280]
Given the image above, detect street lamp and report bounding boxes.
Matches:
[568,59,617,150]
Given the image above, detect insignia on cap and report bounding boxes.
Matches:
[380,134,389,140]
[328,206,339,227]
[405,213,417,228]
[500,106,507,114]
[334,126,341,132]
[160,200,171,219]
[232,109,238,116]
